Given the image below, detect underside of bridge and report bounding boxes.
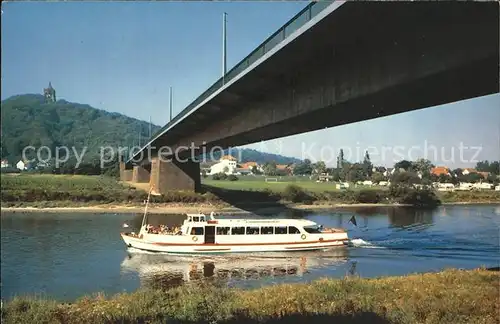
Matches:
[124,1,499,194]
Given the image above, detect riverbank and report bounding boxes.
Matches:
[2,200,499,215]
[2,268,498,324]
[2,174,498,212]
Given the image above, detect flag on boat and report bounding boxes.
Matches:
[349,215,357,226]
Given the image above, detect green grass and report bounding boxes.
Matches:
[0,174,220,207]
[2,174,497,208]
[2,268,498,324]
[202,178,382,193]
[1,173,126,190]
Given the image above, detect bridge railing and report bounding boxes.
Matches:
[148,1,333,143]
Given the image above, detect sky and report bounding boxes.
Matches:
[2,1,499,169]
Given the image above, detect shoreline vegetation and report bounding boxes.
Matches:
[1,174,499,213]
[2,200,500,215]
[2,268,498,324]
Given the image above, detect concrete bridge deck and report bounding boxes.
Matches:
[122,1,499,194]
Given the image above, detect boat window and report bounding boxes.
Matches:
[304,226,322,234]
[288,226,300,234]
[275,226,287,234]
[200,217,205,222]
[190,227,204,235]
[231,227,245,235]
[217,227,230,235]
[261,226,274,234]
[193,217,200,222]
[246,227,260,235]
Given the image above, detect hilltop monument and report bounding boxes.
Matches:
[43,82,56,103]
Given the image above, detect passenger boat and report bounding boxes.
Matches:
[120,190,349,254]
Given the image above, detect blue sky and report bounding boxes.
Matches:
[2,1,499,168]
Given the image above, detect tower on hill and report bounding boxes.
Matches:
[43,82,56,103]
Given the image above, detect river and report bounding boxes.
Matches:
[1,204,499,302]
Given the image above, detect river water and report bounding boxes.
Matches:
[1,205,499,302]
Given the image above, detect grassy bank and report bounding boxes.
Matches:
[0,174,221,208]
[2,174,498,209]
[2,268,498,324]
[202,178,383,193]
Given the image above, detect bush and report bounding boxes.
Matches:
[355,189,383,204]
[281,184,315,203]
[212,173,227,181]
[389,184,441,207]
[227,175,238,181]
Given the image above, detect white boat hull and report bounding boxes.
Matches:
[121,232,348,254]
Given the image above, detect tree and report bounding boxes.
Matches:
[394,160,413,171]
[347,163,366,182]
[413,158,434,173]
[452,168,463,177]
[337,149,344,169]
[459,172,484,183]
[313,161,327,174]
[293,159,313,175]
[362,151,373,178]
[391,171,421,185]
[251,165,262,175]
[371,172,386,184]
[476,160,500,175]
[223,166,229,174]
[438,173,453,183]
[263,161,277,176]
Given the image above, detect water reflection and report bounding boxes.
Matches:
[121,249,349,290]
[387,208,434,228]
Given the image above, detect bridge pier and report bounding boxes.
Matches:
[132,165,150,183]
[119,162,133,182]
[149,157,201,194]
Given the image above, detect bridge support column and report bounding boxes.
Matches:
[132,165,150,183]
[119,162,133,181]
[149,157,201,194]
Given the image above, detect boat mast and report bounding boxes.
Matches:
[141,187,153,229]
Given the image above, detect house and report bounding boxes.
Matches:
[373,166,386,173]
[383,168,395,177]
[477,171,490,179]
[240,162,263,173]
[457,182,474,190]
[336,182,350,190]
[1,160,10,168]
[473,182,493,190]
[437,183,455,191]
[431,166,450,177]
[461,168,476,175]
[208,155,238,175]
[276,164,294,175]
[317,172,333,182]
[16,160,27,170]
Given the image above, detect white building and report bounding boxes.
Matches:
[461,168,476,175]
[208,155,238,175]
[16,160,27,170]
[1,160,10,168]
[473,182,493,190]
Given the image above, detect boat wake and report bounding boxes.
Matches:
[347,238,385,249]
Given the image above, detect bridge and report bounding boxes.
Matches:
[120,1,499,194]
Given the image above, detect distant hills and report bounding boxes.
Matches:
[0,94,300,166]
[202,148,301,165]
[0,94,161,164]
